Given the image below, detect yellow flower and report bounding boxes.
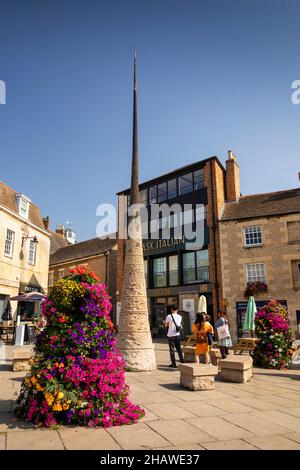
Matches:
[62,403,69,410]
[45,392,54,403]
[31,377,37,384]
[52,403,62,412]
[36,384,44,392]
[59,363,64,368]
[57,391,64,400]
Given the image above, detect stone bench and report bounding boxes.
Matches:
[183,345,196,363]
[178,363,218,391]
[12,349,33,372]
[210,348,222,366]
[219,355,253,383]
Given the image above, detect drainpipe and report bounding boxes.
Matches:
[210,161,220,314]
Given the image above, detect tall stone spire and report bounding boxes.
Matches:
[117,51,157,371]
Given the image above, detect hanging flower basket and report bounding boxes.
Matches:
[244,281,268,299]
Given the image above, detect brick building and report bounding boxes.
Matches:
[220,187,300,340]
[116,152,240,334]
[48,237,118,319]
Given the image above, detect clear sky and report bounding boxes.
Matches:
[0,0,299,241]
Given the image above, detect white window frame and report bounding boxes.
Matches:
[246,263,266,283]
[244,226,263,247]
[4,229,15,257]
[28,239,37,265]
[48,271,54,287]
[58,268,65,279]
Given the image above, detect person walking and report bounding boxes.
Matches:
[192,313,214,365]
[215,311,232,359]
[165,304,184,368]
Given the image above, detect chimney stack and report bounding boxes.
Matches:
[55,224,65,237]
[42,216,50,230]
[226,150,240,202]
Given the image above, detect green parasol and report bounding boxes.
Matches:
[243,296,257,335]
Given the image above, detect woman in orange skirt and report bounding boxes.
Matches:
[192,313,214,365]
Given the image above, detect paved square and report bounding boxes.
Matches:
[0,341,299,450]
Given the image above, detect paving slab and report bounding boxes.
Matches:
[179,401,230,417]
[278,407,300,418]
[58,427,121,450]
[107,423,170,450]
[257,410,300,432]
[0,413,34,431]
[186,416,254,441]
[245,434,300,450]
[147,419,216,445]
[145,403,196,420]
[208,399,257,414]
[153,444,205,450]
[223,412,292,436]
[130,390,183,405]
[262,395,300,408]
[202,439,257,450]
[284,432,300,444]
[236,397,282,411]
[7,430,64,450]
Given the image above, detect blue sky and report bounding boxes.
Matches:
[0,0,299,241]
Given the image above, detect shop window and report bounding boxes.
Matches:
[167,178,177,199]
[139,189,148,206]
[183,249,209,284]
[144,259,148,288]
[178,172,193,196]
[149,185,157,204]
[157,182,167,203]
[194,168,205,190]
[169,255,178,286]
[153,257,167,287]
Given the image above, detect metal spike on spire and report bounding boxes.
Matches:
[130,49,139,206]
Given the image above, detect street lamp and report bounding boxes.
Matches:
[21,235,38,248]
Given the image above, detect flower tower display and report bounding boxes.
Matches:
[253,300,294,369]
[15,266,144,428]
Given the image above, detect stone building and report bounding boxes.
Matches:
[48,237,118,320]
[116,152,240,335]
[0,181,51,320]
[220,186,300,340]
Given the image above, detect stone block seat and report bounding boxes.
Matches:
[219,355,253,383]
[178,363,218,391]
[12,349,33,372]
[210,348,222,366]
[182,345,196,363]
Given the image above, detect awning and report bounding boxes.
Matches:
[10,291,47,302]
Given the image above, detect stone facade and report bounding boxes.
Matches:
[0,182,51,319]
[220,213,300,340]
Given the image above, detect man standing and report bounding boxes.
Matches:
[165,304,184,368]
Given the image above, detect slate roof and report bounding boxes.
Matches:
[49,230,70,255]
[0,180,47,230]
[49,236,117,266]
[221,188,300,221]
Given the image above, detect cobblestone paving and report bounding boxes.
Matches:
[0,342,300,450]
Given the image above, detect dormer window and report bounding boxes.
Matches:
[16,194,31,219]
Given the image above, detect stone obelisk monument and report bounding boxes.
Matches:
[117,52,157,371]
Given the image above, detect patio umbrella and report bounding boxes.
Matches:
[243,296,257,336]
[197,295,207,314]
[10,291,46,302]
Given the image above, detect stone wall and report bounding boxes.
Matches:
[220,213,300,340]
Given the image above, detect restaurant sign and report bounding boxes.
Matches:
[143,237,185,255]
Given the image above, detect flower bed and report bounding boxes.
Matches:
[253,300,294,369]
[15,266,144,427]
